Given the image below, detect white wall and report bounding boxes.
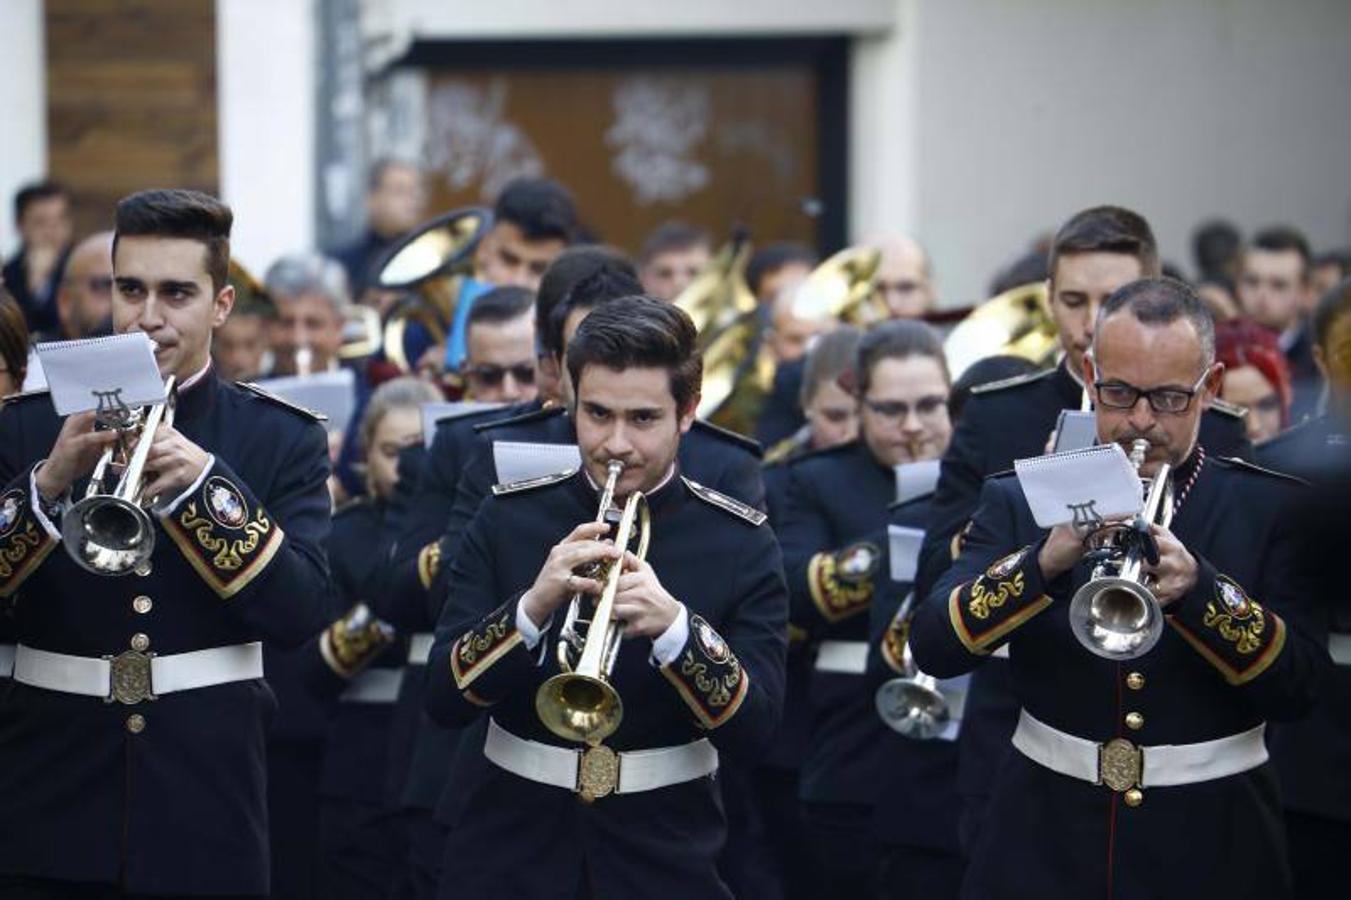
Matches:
[908,0,1351,307]
[0,0,47,259]
[216,0,317,274]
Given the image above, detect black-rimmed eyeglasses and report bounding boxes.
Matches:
[1093,369,1210,414]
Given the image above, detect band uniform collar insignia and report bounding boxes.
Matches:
[680,477,767,526]
[491,468,578,496]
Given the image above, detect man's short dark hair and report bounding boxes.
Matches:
[1250,226,1312,279]
[368,157,420,192]
[467,285,534,332]
[746,242,818,298]
[1095,277,1216,366]
[639,222,711,266]
[14,179,69,225]
[566,295,702,412]
[1191,219,1241,281]
[855,320,949,396]
[1314,248,1351,279]
[539,249,642,358]
[1049,206,1160,283]
[1312,275,1351,350]
[113,189,233,295]
[495,177,577,243]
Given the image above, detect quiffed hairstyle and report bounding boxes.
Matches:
[467,285,534,331]
[1313,275,1351,350]
[495,177,577,243]
[1250,225,1312,279]
[113,189,233,294]
[855,319,949,396]
[542,255,643,358]
[565,295,702,412]
[1095,277,1216,365]
[0,286,29,392]
[1048,205,1160,283]
[639,222,711,265]
[14,179,69,225]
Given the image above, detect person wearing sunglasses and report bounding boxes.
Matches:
[460,286,539,405]
[51,230,114,341]
[910,276,1327,900]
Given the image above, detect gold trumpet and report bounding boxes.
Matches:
[536,461,652,745]
[1067,439,1174,660]
[61,377,177,576]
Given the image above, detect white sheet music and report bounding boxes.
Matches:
[1014,443,1144,529]
[36,334,163,415]
[420,401,504,449]
[894,459,941,504]
[254,370,356,431]
[888,524,926,583]
[492,441,581,484]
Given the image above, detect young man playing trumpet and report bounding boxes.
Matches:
[425,296,787,899]
[0,189,332,898]
[909,277,1328,899]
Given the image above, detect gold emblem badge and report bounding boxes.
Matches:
[986,550,1024,580]
[205,477,248,528]
[1099,738,1142,792]
[108,650,156,705]
[837,542,880,583]
[0,491,21,536]
[696,618,730,663]
[1216,577,1251,618]
[577,744,619,802]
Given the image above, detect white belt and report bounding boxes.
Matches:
[408,633,434,666]
[484,718,718,799]
[1330,633,1351,666]
[0,643,14,678]
[1012,709,1267,791]
[814,640,868,674]
[12,642,264,704]
[340,667,403,703]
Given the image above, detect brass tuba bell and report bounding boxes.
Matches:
[372,206,493,372]
[673,230,757,346]
[1067,439,1173,660]
[941,280,1059,383]
[61,377,177,576]
[536,461,652,745]
[790,246,884,326]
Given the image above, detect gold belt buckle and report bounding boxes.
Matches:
[106,650,156,705]
[1098,737,1143,792]
[577,744,619,803]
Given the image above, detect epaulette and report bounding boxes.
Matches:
[490,468,577,496]
[762,434,801,467]
[970,367,1055,395]
[681,477,767,526]
[887,489,935,512]
[1213,456,1308,486]
[692,419,763,458]
[435,405,505,428]
[332,496,372,519]
[237,382,328,422]
[473,404,565,433]
[786,438,859,466]
[1208,397,1248,420]
[0,387,51,409]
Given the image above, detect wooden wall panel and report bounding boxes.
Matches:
[46,0,218,237]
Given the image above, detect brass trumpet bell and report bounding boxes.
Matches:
[942,280,1058,383]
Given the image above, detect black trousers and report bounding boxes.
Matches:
[388,809,444,900]
[1286,810,1351,900]
[874,844,965,900]
[316,797,404,900]
[0,876,256,899]
[801,801,879,900]
[750,766,822,900]
[266,740,323,900]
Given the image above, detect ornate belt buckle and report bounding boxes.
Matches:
[107,650,156,705]
[1098,737,1142,792]
[577,744,619,803]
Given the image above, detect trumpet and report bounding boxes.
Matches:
[535,461,652,745]
[1067,439,1174,660]
[874,596,952,739]
[61,376,177,576]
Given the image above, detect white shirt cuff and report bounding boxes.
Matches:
[515,594,554,664]
[156,454,216,516]
[649,603,689,668]
[29,463,65,542]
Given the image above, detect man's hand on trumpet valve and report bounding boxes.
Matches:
[143,422,211,501]
[520,520,621,629]
[1142,522,1197,607]
[34,411,120,500]
[613,550,682,638]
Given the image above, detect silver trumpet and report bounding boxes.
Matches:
[874,595,952,739]
[1067,438,1174,660]
[61,376,177,576]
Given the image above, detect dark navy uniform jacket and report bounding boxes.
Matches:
[0,372,332,895]
[915,361,1253,843]
[866,492,961,855]
[776,440,893,807]
[910,453,1329,899]
[1259,414,1351,825]
[424,468,787,900]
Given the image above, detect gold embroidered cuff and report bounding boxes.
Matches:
[161,470,284,598]
[450,601,524,690]
[320,603,396,678]
[417,541,441,591]
[660,614,749,730]
[0,486,57,596]
[1169,574,1287,685]
[881,606,909,675]
[807,541,881,623]
[947,545,1052,654]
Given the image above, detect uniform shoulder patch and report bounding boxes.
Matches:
[970,367,1055,395]
[237,382,328,422]
[762,432,806,466]
[435,404,507,428]
[1208,397,1248,420]
[490,468,577,496]
[473,404,565,433]
[681,477,767,526]
[1212,455,1308,486]
[790,438,858,466]
[691,419,763,458]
